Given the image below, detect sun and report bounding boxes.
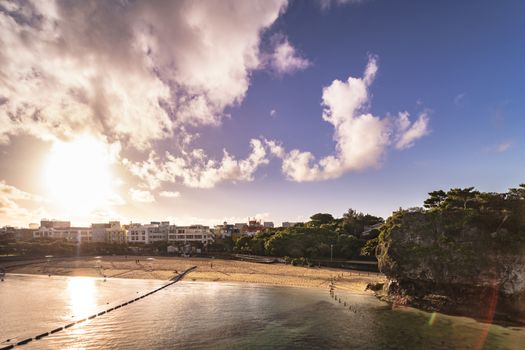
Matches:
[43,136,115,216]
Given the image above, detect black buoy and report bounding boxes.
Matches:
[16,338,32,345]
[50,327,63,334]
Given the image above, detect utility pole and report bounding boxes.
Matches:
[330,244,333,262]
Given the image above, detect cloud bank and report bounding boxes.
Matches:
[0,0,290,191]
[125,139,269,190]
[0,0,288,150]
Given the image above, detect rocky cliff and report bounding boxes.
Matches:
[375,209,525,324]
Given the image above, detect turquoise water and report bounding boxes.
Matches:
[1,274,524,349]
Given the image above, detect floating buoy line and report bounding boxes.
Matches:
[328,273,361,315]
[0,266,197,350]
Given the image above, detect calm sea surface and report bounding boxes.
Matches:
[1,274,524,349]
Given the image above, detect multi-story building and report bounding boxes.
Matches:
[33,220,126,244]
[40,220,70,229]
[128,222,170,244]
[213,222,238,240]
[167,225,214,245]
[243,220,265,237]
[263,222,274,228]
[34,224,92,242]
[31,219,216,247]
[149,222,170,243]
[91,221,127,243]
[91,223,111,242]
[107,221,127,243]
[128,223,152,244]
[234,223,247,231]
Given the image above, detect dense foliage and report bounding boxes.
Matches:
[377,184,525,272]
[234,209,383,260]
[423,184,525,246]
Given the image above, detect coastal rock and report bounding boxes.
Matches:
[365,282,384,292]
[376,210,525,324]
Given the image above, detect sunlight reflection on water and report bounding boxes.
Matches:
[67,277,97,319]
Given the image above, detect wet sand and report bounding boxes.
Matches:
[4,256,385,294]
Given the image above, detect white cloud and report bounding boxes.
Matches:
[125,139,269,190]
[269,56,430,182]
[394,111,430,150]
[159,191,181,199]
[270,109,277,118]
[129,188,155,203]
[269,36,310,74]
[0,180,45,225]
[0,0,288,149]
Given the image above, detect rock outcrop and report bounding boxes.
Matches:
[376,209,525,324]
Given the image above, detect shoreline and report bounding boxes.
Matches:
[2,256,385,294]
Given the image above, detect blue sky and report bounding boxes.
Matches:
[0,0,524,226]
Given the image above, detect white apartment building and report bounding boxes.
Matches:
[34,226,92,242]
[167,225,214,245]
[34,220,127,244]
[33,220,214,246]
[128,222,170,244]
[128,224,152,244]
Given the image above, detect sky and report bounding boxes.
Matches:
[0,0,524,227]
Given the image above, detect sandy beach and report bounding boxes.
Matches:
[3,256,385,294]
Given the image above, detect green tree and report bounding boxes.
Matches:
[508,184,525,201]
[360,237,379,256]
[424,190,447,209]
[445,187,480,209]
[309,213,334,227]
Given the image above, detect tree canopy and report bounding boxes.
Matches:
[233,209,383,260]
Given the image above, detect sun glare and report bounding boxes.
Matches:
[67,277,97,318]
[44,136,115,216]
